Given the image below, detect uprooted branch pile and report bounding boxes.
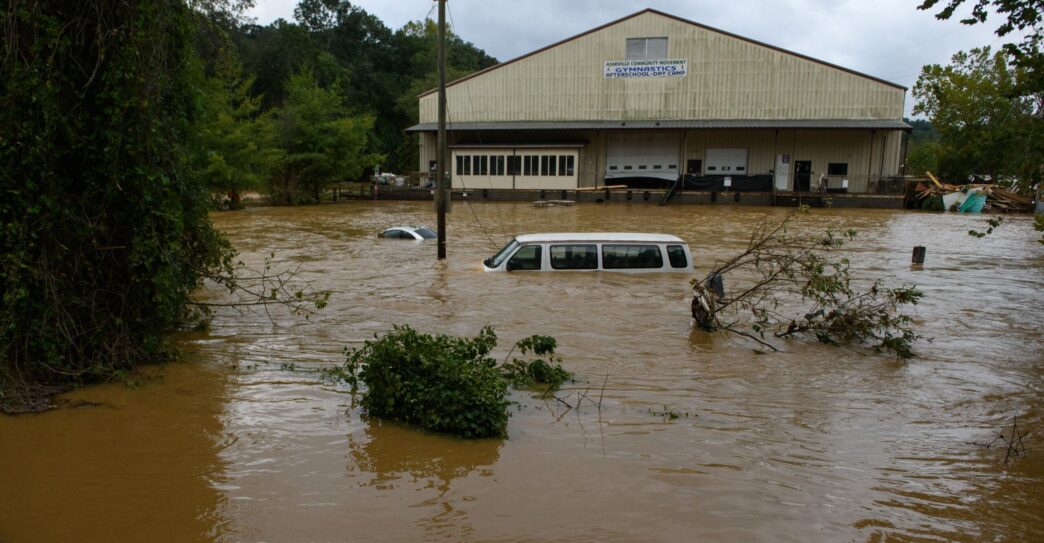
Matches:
[912,173,1034,212]
[691,208,924,358]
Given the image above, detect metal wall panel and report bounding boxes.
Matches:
[420,12,905,124]
[683,129,903,191]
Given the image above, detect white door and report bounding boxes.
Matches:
[606,133,680,181]
[774,154,790,190]
[705,148,748,176]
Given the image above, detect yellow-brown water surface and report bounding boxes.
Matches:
[2,202,1042,542]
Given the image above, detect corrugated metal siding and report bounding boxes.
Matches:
[418,133,436,172]
[683,129,900,191]
[421,12,904,124]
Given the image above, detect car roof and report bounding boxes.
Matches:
[385,226,433,232]
[513,232,686,243]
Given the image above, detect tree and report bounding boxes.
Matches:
[270,70,374,203]
[198,49,282,206]
[913,47,1043,190]
[1,0,237,393]
[918,0,1043,93]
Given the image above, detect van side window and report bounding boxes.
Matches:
[666,245,688,268]
[507,245,542,271]
[602,245,664,269]
[550,244,597,270]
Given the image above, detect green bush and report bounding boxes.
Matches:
[344,325,509,439]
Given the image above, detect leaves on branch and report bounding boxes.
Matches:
[691,208,925,358]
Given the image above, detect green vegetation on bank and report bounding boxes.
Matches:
[913,0,1043,191]
[1,0,237,392]
[0,0,498,398]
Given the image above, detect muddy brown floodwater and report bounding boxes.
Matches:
[2,202,1043,542]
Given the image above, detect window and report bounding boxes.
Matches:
[415,228,437,239]
[548,156,557,176]
[626,37,668,60]
[523,156,532,176]
[566,156,575,176]
[666,245,688,268]
[472,156,480,175]
[609,165,618,170]
[495,155,505,176]
[507,245,541,271]
[602,244,664,269]
[462,155,471,175]
[558,155,568,176]
[638,165,647,170]
[486,239,519,269]
[456,155,463,176]
[550,244,598,270]
[828,163,848,176]
[508,156,521,175]
[480,155,488,175]
[540,155,549,176]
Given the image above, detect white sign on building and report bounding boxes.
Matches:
[604,59,688,78]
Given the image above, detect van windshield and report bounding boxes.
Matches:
[485,239,520,268]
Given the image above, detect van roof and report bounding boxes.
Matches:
[514,232,686,243]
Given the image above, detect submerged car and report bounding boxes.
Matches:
[378,226,437,240]
[483,233,693,272]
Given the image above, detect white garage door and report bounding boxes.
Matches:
[705,148,748,175]
[606,133,680,181]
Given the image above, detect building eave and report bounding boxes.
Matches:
[406,119,914,133]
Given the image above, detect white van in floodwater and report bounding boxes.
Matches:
[482,233,693,273]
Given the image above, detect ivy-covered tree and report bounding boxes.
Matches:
[270,70,374,203]
[0,0,237,392]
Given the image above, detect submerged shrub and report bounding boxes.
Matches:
[500,335,572,390]
[344,325,508,439]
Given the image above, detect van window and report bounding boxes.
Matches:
[550,244,597,270]
[666,245,688,268]
[602,245,663,269]
[485,239,519,268]
[507,245,542,271]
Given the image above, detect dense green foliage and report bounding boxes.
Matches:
[913,47,1043,190]
[1,0,236,388]
[269,70,373,203]
[231,2,497,176]
[915,1,1043,191]
[343,326,510,439]
[902,119,943,176]
[197,49,281,205]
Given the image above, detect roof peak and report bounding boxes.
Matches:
[418,7,904,98]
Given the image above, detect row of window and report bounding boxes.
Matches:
[456,154,576,177]
[608,164,677,172]
[508,244,688,271]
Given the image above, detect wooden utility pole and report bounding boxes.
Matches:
[436,0,448,259]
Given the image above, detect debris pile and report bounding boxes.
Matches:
[912,172,1035,213]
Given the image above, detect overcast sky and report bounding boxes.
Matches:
[247,0,1011,117]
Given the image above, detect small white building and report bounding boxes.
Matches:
[408,8,910,193]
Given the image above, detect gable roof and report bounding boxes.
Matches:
[419,8,905,99]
